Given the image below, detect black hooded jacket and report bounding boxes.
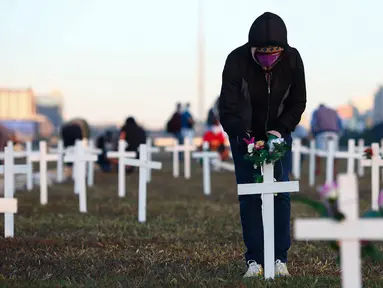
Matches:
[120,117,146,151]
[218,12,306,140]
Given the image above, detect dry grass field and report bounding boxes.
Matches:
[0,156,381,287]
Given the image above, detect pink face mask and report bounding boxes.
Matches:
[255,52,281,68]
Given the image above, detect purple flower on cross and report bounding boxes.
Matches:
[317,182,338,200]
[378,190,383,209]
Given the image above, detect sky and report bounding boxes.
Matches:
[0,0,382,128]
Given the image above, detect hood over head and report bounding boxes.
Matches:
[248,12,288,48]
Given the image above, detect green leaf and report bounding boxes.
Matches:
[290,195,329,217]
[362,210,383,218]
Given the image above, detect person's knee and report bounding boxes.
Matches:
[239,194,262,205]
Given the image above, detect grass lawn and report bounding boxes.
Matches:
[0,157,381,287]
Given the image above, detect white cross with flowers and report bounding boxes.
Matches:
[238,137,299,279]
[295,173,383,288]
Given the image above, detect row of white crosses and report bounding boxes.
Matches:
[192,142,219,195]
[28,141,59,205]
[165,138,195,179]
[63,140,98,213]
[295,173,383,288]
[238,162,300,279]
[292,138,366,186]
[107,140,136,198]
[106,140,162,222]
[0,142,25,238]
[164,138,234,180]
[64,139,101,194]
[139,138,160,183]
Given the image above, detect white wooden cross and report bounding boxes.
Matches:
[0,141,27,160]
[295,173,383,288]
[29,141,59,205]
[238,162,299,279]
[292,138,309,179]
[192,142,219,195]
[357,139,365,177]
[0,143,27,237]
[123,144,162,223]
[334,139,359,175]
[64,145,78,183]
[308,139,316,187]
[316,139,336,184]
[360,143,383,211]
[211,159,235,172]
[165,138,195,179]
[165,140,181,178]
[50,140,65,183]
[86,139,102,187]
[64,140,91,193]
[107,139,136,198]
[25,141,34,190]
[64,140,97,213]
[138,138,161,183]
[0,197,17,238]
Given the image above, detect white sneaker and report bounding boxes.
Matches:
[243,260,263,278]
[275,259,290,277]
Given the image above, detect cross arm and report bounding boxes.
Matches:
[123,158,162,170]
[0,198,17,213]
[149,147,160,153]
[165,146,180,152]
[238,181,299,195]
[295,219,383,240]
[335,151,361,159]
[14,165,29,174]
[192,151,219,159]
[107,151,137,158]
[316,150,328,157]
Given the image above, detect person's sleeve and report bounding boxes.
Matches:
[271,49,307,135]
[218,52,245,137]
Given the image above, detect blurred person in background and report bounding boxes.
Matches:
[0,125,12,165]
[61,121,84,178]
[201,119,230,161]
[206,97,219,131]
[96,130,116,172]
[119,117,146,173]
[181,102,195,144]
[291,124,309,163]
[166,103,183,144]
[311,104,343,175]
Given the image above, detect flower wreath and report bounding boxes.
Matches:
[291,183,383,264]
[243,137,291,183]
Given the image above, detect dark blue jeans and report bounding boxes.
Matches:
[175,132,184,160]
[229,135,292,266]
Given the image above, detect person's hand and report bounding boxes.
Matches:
[267,130,281,139]
[267,131,281,151]
[241,130,252,152]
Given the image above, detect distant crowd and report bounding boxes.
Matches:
[0,98,343,177]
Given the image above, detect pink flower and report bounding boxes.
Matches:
[254,140,265,150]
[378,190,383,208]
[243,137,255,145]
[318,182,338,200]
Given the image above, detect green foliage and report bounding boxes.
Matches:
[244,141,291,171]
